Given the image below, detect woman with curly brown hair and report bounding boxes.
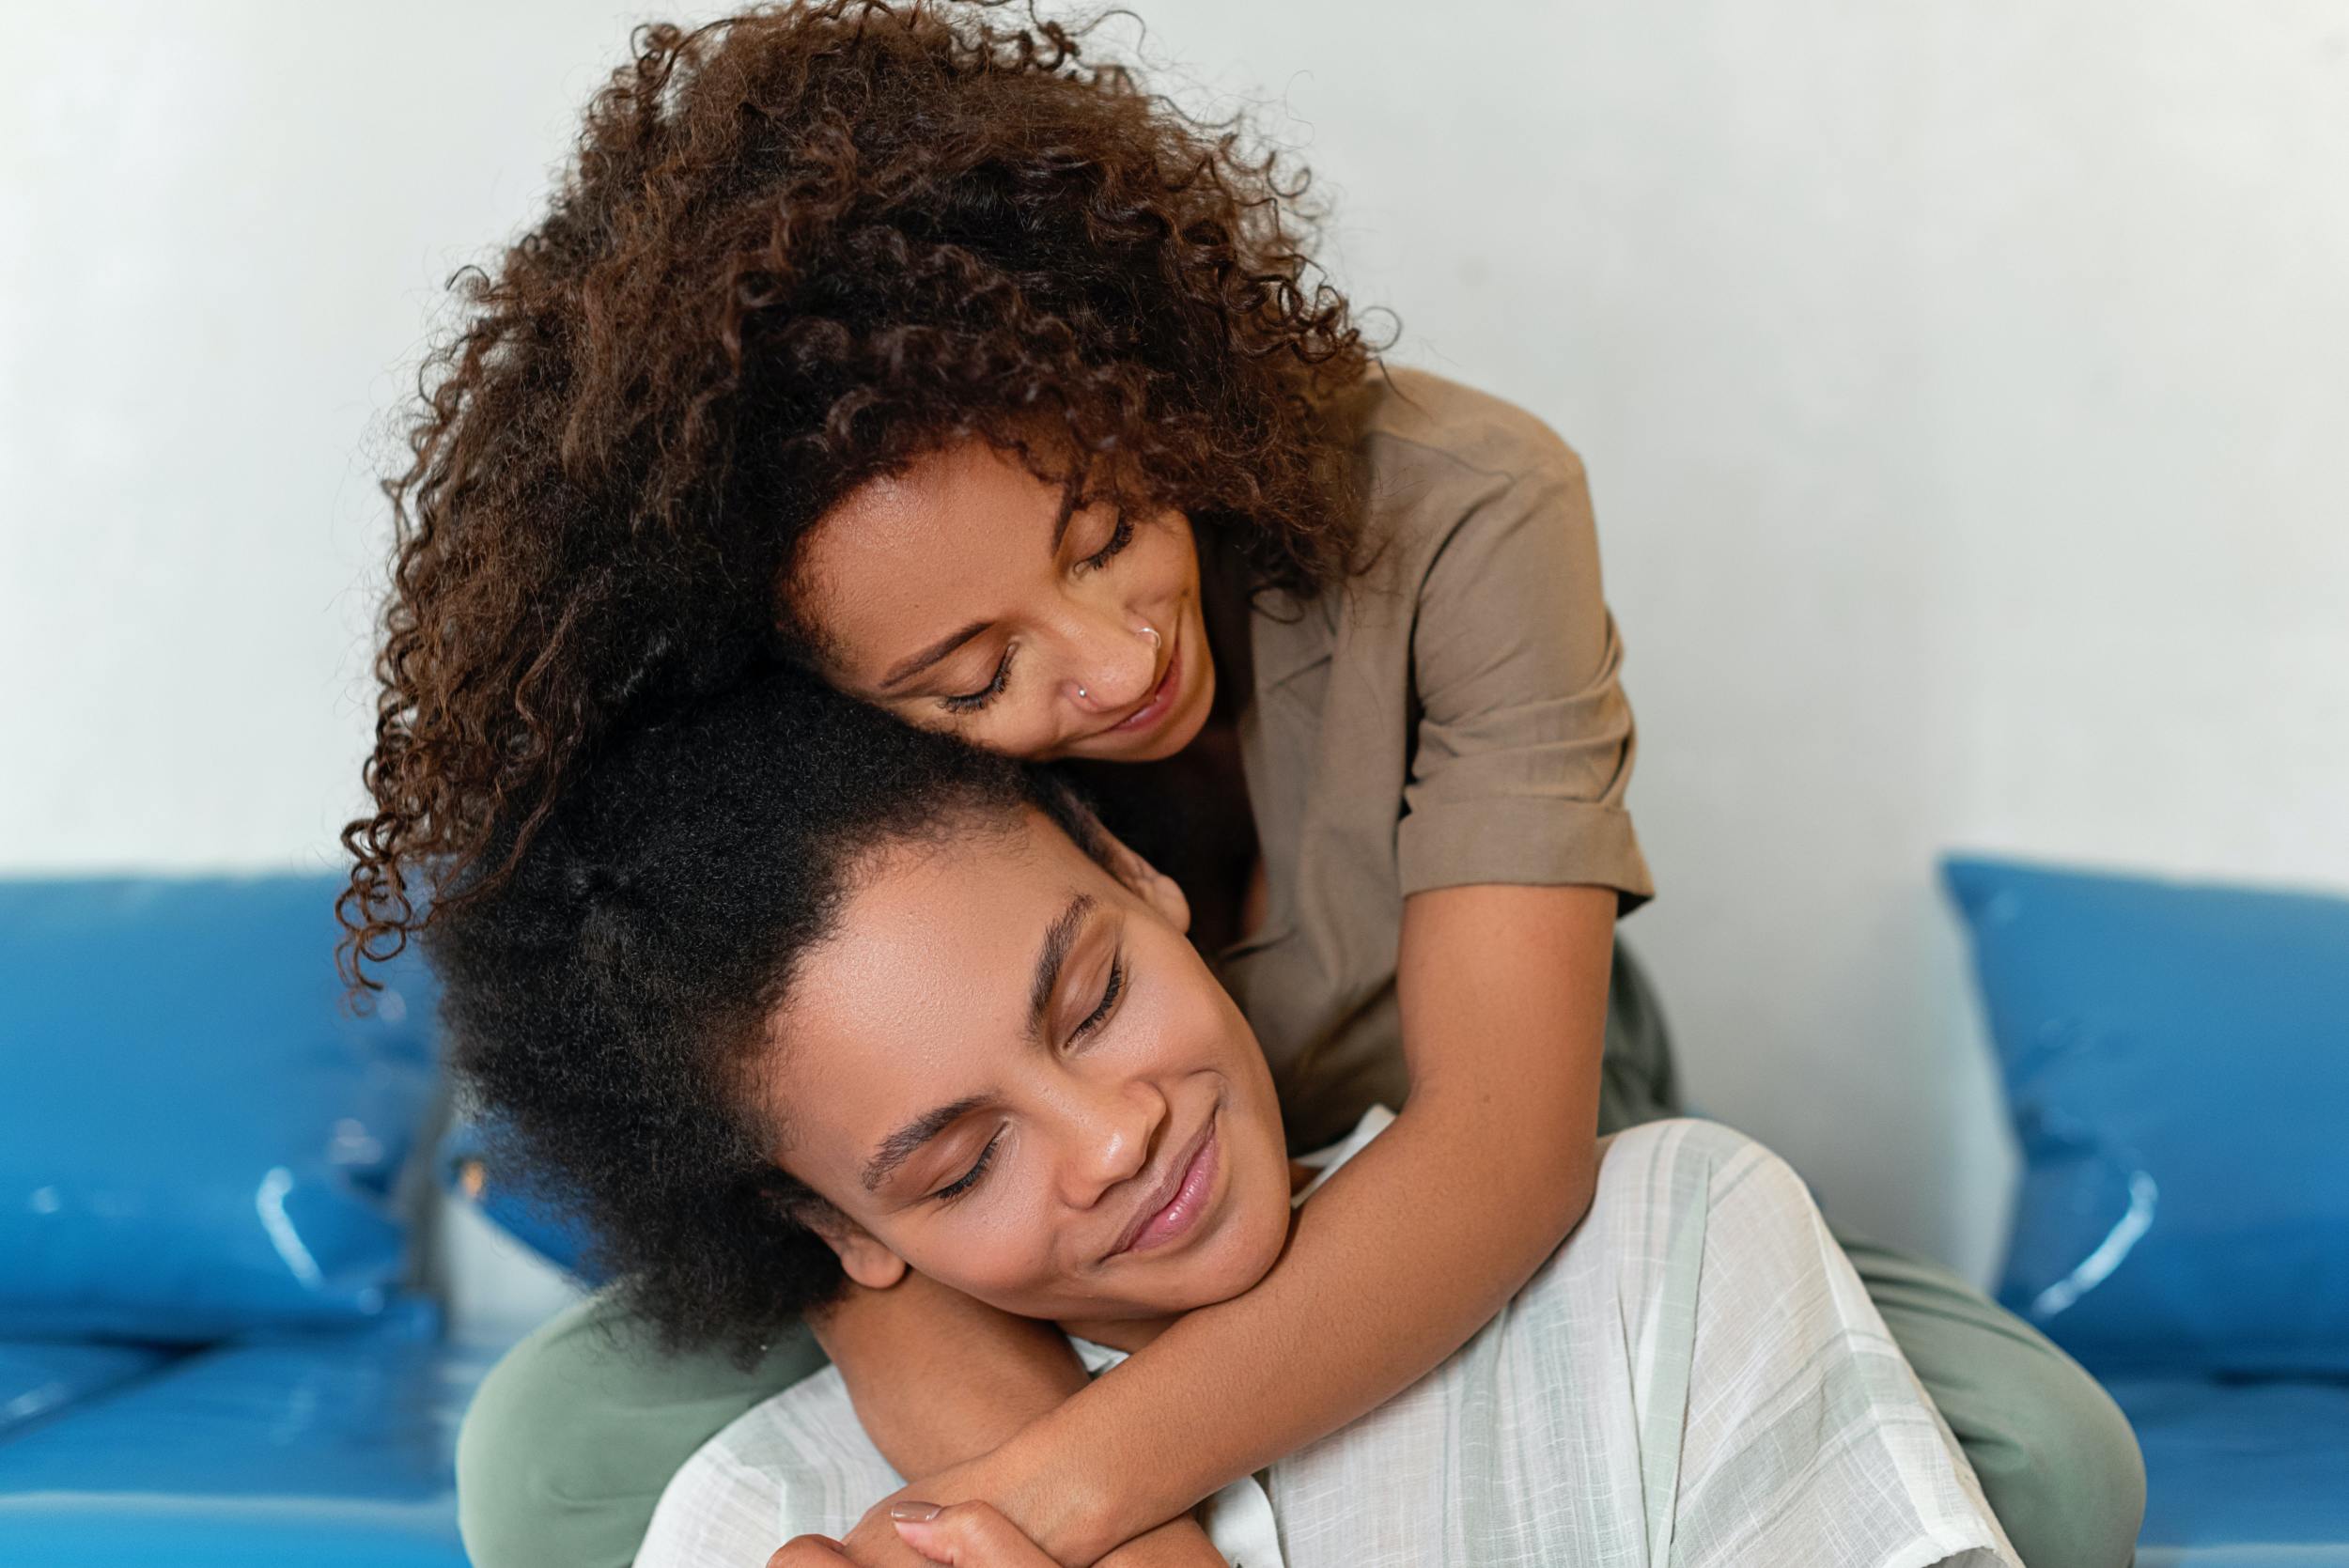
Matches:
[354,5,2142,1566]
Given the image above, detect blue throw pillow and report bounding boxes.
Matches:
[1942,855,2349,1376]
[0,875,438,1342]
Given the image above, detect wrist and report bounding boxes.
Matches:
[983,1409,1124,1566]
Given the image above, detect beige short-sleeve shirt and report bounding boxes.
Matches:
[1218,367,1654,1150]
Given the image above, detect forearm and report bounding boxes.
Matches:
[814,1271,1090,1475]
[996,1089,1599,1561]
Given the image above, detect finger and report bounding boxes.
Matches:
[888,1499,1060,1567]
[767,1534,851,1567]
[841,1505,944,1568]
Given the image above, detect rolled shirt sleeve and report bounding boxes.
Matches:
[1395,437,1654,909]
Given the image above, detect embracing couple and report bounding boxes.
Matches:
[347,6,2144,1565]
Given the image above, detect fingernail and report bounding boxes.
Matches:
[889,1500,943,1522]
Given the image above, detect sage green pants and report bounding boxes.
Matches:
[456,948,2145,1567]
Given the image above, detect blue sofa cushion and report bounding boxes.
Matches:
[0,875,440,1343]
[0,1330,494,1567]
[438,1120,601,1284]
[1942,856,2349,1376]
[0,1342,173,1439]
[2109,1375,2349,1568]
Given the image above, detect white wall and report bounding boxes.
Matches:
[4,1,2343,1284]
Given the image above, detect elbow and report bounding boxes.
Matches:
[1507,1103,1603,1253]
[1559,1153,1599,1234]
[1463,1107,1602,1262]
[1399,1081,1604,1260]
[1479,1130,1599,1290]
[1533,1138,1599,1244]
[1419,1088,1602,1219]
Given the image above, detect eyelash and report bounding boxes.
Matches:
[1072,952,1126,1043]
[1078,512,1135,574]
[929,952,1127,1204]
[939,647,1013,715]
[931,513,1134,716]
[934,1131,1000,1203]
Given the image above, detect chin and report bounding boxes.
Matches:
[1201,1163,1296,1305]
[1198,1222,1290,1309]
[1119,1186,1288,1319]
[1221,1225,1290,1300]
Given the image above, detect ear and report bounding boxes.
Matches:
[798,1203,910,1292]
[1097,822,1190,936]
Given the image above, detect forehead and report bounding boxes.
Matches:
[772,809,1111,1131]
[795,442,1071,662]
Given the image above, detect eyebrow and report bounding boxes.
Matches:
[858,893,1096,1193]
[1028,893,1094,1039]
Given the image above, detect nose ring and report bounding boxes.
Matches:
[1079,626,1154,705]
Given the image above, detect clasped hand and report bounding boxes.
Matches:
[765,1496,1060,1568]
[762,1462,1224,1568]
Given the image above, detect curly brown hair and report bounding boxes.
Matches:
[341,0,1376,986]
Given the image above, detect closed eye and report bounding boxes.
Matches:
[1069,952,1126,1045]
[939,646,1014,714]
[1076,512,1135,574]
[933,1129,1003,1203]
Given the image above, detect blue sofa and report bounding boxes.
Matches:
[0,876,491,1566]
[3,862,2341,1564]
[1945,857,2349,1568]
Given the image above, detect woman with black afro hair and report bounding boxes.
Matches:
[428,669,2022,1568]
[353,4,2141,1565]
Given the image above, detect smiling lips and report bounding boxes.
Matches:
[1112,1112,1220,1258]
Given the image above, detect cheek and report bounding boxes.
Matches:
[1133,517,1199,598]
[884,690,1061,762]
[1146,960,1252,1079]
[888,1195,1070,1312]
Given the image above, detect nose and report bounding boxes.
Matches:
[1062,606,1159,715]
[1057,1079,1164,1211]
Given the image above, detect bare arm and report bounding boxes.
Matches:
[952,881,1617,1563]
[814,1273,1089,1476]
[814,1273,1222,1566]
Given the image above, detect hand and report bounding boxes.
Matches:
[832,1493,960,1568]
[886,1499,1063,1566]
[828,1466,1219,1568]
[765,1534,857,1566]
[839,1448,1086,1567]
[888,1502,1230,1568]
